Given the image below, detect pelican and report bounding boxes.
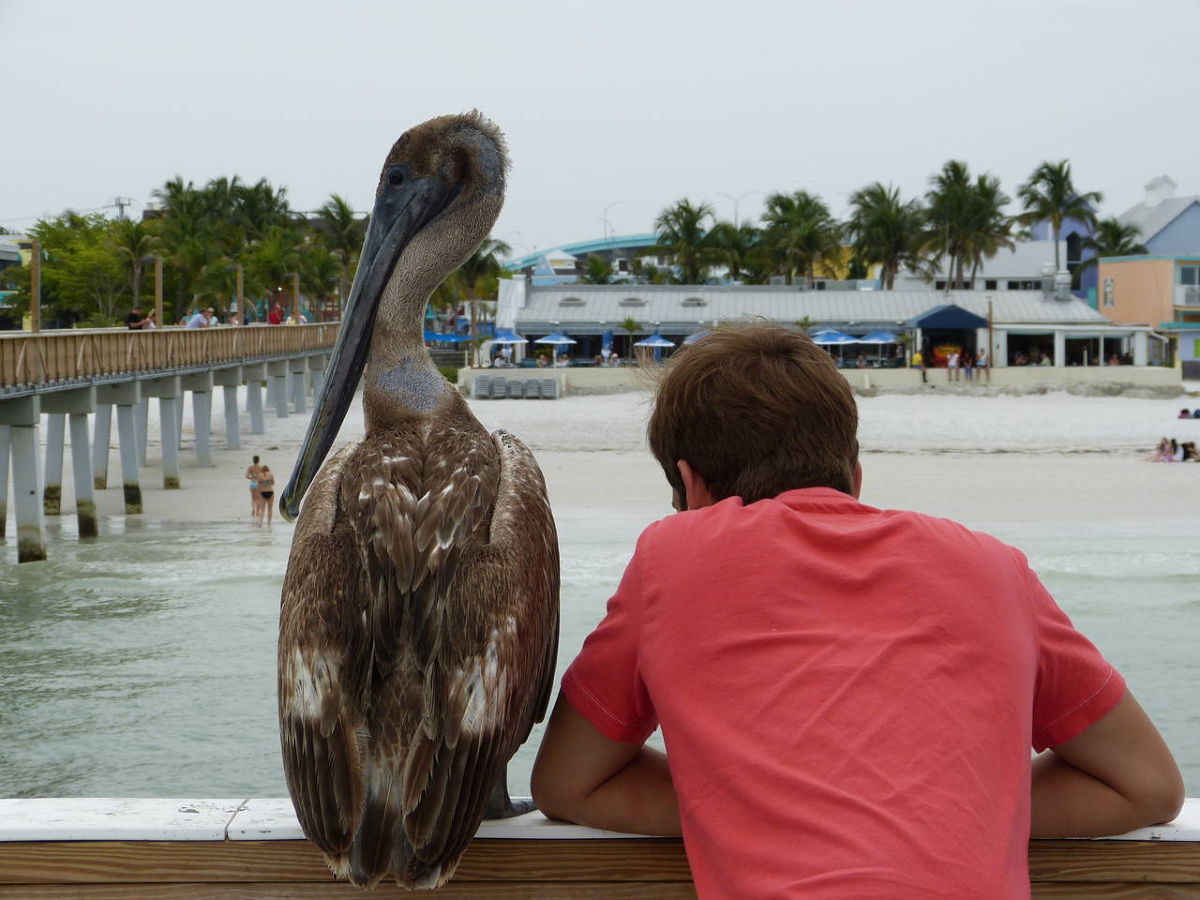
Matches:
[276,112,559,890]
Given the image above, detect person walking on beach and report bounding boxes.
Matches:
[532,323,1182,899]
[255,465,275,526]
[947,347,961,381]
[245,455,263,518]
[911,348,926,383]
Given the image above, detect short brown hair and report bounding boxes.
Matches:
[648,323,858,504]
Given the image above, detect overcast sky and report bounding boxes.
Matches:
[3,0,1198,257]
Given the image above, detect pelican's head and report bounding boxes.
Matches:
[280,112,508,522]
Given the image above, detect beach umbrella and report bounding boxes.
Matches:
[682,330,709,345]
[810,329,856,344]
[534,332,577,345]
[633,334,676,348]
[859,330,898,343]
[490,328,526,345]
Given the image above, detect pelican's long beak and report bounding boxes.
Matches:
[280,165,461,522]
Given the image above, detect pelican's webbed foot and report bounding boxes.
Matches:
[483,769,535,819]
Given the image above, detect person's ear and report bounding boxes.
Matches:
[677,460,716,510]
[852,461,863,499]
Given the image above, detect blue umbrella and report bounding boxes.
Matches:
[634,334,676,348]
[491,328,526,345]
[683,331,709,345]
[859,330,898,343]
[810,329,856,344]
[534,332,577,345]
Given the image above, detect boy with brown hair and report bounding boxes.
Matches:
[531,324,1181,898]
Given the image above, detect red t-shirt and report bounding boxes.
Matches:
[562,488,1125,899]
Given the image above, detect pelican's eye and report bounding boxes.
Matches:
[387,168,405,187]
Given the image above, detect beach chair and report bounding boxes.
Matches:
[540,378,560,399]
[490,379,507,399]
[473,375,492,399]
[507,379,525,399]
[524,378,541,399]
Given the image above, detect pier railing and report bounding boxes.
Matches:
[0,799,1197,898]
[0,325,340,391]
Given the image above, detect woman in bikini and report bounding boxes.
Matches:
[245,455,263,518]
[256,465,275,527]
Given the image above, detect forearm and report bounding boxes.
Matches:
[531,697,681,837]
[562,745,681,837]
[1030,751,1178,838]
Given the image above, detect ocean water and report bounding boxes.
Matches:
[1,390,1197,801]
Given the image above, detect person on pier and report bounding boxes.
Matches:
[532,323,1183,900]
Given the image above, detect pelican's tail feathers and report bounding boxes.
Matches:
[349,762,406,888]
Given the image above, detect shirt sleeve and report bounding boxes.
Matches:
[561,534,658,744]
[1022,550,1127,751]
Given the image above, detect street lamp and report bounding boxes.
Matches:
[718,191,758,228]
[599,200,623,242]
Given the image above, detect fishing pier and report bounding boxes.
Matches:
[0,325,338,562]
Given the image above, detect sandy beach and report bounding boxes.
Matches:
[36,385,1200,537]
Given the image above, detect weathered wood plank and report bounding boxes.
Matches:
[1029,841,1200,883]
[1033,885,1200,899]
[0,882,698,899]
[0,839,693,884]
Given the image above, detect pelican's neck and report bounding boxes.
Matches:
[362,278,451,432]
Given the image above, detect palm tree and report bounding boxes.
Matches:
[707,221,760,283]
[1016,160,1102,272]
[456,236,511,354]
[654,199,716,284]
[962,174,1014,288]
[1076,218,1147,275]
[621,315,641,359]
[844,183,925,289]
[924,161,975,289]
[579,254,612,284]
[761,191,841,286]
[314,194,366,317]
[108,218,162,307]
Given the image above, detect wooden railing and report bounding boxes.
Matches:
[0,324,340,390]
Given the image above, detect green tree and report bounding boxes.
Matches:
[620,315,641,359]
[924,160,975,289]
[707,221,761,283]
[22,213,128,325]
[654,198,717,284]
[109,218,162,308]
[963,174,1014,288]
[1076,218,1147,275]
[761,190,842,286]
[314,193,365,315]
[579,254,612,284]
[845,183,925,289]
[1016,160,1102,272]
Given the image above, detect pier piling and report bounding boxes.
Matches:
[0,425,9,540]
[1,396,47,563]
[42,413,65,516]
[91,403,111,490]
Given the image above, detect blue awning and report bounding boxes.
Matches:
[905,304,988,329]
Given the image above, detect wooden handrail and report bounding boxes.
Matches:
[0,324,340,389]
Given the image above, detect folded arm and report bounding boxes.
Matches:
[531,694,681,837]
[1031,690,1184,838]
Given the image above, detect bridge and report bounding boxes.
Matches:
[0,325,339,563]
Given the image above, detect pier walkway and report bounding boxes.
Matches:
[0,325,338,563]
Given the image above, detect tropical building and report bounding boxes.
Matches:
[1117,176,1200,255]
[1097,254,1200,375]
[496,279,1156,368]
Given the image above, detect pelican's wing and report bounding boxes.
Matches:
[278,445,370,879]
[345,428,559,887]
[398,430,560,874]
